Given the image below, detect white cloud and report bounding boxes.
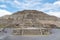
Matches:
[47,12,60,17]
[54,1,60,6]
[14,0,21,5]
[0,5,7,8]
[40,3,53,11]
[38,1,60,17]
[0,0,60,18]
[8,0,42,9]
[7,0,60,18]
[0,9,12,17]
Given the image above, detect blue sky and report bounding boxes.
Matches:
[0,0,60,17]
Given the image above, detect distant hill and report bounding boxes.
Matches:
[0,10,60,28]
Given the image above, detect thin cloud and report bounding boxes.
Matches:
[0,5,7,8]
[48,12,60,17]
[0,0,60,17]
[0,9,12,17]
[54,1,60,5]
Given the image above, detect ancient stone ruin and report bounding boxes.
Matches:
[0,10,60,35]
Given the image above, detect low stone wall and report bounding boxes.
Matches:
[12,28,51,35]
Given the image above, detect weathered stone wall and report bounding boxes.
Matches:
[12,28,51,35]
